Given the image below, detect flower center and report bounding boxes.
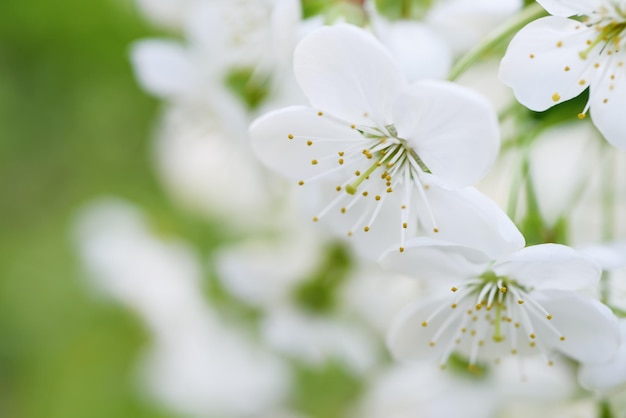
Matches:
[421,271,565,369]
[293,120,437,252]
[579,19,626,60]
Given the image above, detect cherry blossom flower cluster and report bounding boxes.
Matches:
[75,0,626,417]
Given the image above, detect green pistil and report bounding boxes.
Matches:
[493,303,504,342]
[345,158,381,195]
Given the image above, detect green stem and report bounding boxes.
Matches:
[447,2,547,81]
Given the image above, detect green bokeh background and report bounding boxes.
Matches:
[0,2,365,417]
[0,0,178,416]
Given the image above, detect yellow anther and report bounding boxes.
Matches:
[594,62,600,68]
[470,329,477,336]
[500,286,507,293]
[546,314,552,320]
[298,180,304,186]
[530,333,536,339]
[311,159,318,165]
[429,341,435,347]
[288,134,294,140]
[557,40,563,47]
[529,53,535,59]
[530,342,536,347]
[362,191,368,197]
[421,321,428,327]
[338,151,344,157]
[336,186,342,191]
[476,303,482,310]
[451,303,457,308]
[451,287,458,292]
[511,349,518,355]
[578,113,586,119]
[514,322,520,328]
[347,231,353,237]
[433,228,439,233]
[603,98,608,103]
[317,111,323,116]
[399,247,404,253]
[375,195,381,201]
[340,207,346,214]
[350,124,355,129]
[306,140,313,146]
[461,327,467,333]
[560,336,565,341]
[312,217,318,222]
[355,170,360,176]
[564,66,570,71]
[363,226,370,232]
[402,222,408,229]
[338,158,344,165]
[518,300,524,305]
[386,187,393,193]
[552,92,561,102]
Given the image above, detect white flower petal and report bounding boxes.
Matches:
[499,17,594,111]
[386,297,457,361]
[374,20,452,81]
[589,58,626,149]
[533,289,620,364]
[578,319,626,391]
[419,186,525,259]
[393,80,499,188]
[379,237,490,284]
[130,40,198,99]
[493,244,601,291]
[536,0,605,17]
[250,106,363,180]
[294,24,407,126]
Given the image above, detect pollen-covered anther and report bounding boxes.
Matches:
[552,92,561,102]
[564,66,570,71]
[363,226,370,232]
[338,158,344,165]
[399,247,405,253]
[298,180,304,186]
[451,287,458,292]
[317,111,323,116]
[340,207,346,213]
[451,303,457,309]
[402,222,408,229]
[556,40,563,47]
[421,321,428,327]
[517,300,524,305]
[311,159,318,165]
[375,195,381,201]
[529,53,535,59]
[546,314,552,320]
[529,333,536,339]
[386,187,393,193]
[579,79,586,85]
[362,191,368,197]
[336,186,342,191]
[560,336,566,341]
[312,217,318,222]
[306,140,313,146]
[433,228,439,233]
[500,286,507,293]
[429,341,436,347]
[578,113,586,119]
[338,151,344,156]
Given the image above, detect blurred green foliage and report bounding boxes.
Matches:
[0,0,179,416]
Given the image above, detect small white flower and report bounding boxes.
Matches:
[500,0,626,148]
[381,238,620,369]
[251,24,523,258]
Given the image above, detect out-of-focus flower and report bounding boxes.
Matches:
[578,318,626,392]
[74,199,291,418]
[251,24,523,258]
[131,0,303,119]
[381,238,620,369]
[261,306,379,375]
[500,0,626,148]
[353,356,576,418]
[153,105,284,227]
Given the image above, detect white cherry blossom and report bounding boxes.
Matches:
[381,238,620,370]
[251,24,523,258]
[500,0,626,148]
